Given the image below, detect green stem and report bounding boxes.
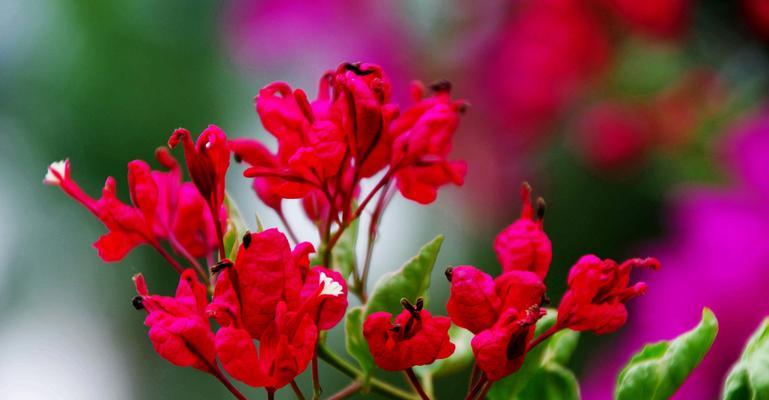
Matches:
[316,345,416,400]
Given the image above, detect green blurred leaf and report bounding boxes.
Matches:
[364,235,443,317]
[488,310,580,400]
[345,307,374,390]
[333,217,359,279]
[222,193,247,260]
[615,308,718,400]
[517,363,580,400]
[722,318,769,400]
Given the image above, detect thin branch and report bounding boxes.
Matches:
[149,242,184,274]
[290,380,306,400]
[405,368,430,400]
[316,344,415,400]
[326,381,362,400]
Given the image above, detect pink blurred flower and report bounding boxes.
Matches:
[222,0,414,85]
[583,109,769,399]
[744,0,769,40]
[489,0,611,141]
[602,0,691,39]
[575,103,653,170]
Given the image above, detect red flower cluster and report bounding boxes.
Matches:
[132,270,215,373]
[47,62,661,399]
[208,228,347,389]
[232,62,467,227]
[556,255,661,334]
[44,149,224,265]
[445,183,659,383]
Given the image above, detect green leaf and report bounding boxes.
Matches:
[332,216,359,279]
[488,309,581,400]
[615,308,719,400]
[344,307,374,389]
[517,363,580,400]
[222,193,248,260]
[722,318,769,400]
[364,235,443,318]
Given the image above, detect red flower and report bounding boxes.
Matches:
[471,306,546,381]
[363,299,454,371]
[207,228,347,388]
[331,62,400,178]
[491,0,610,139]
[257,79,347,183]
[556,255,660,334]
[132,270,216,373]
[45,155,222,262]
[214,302,318,389]
[446,266,546,334]
[575,103,652,170]
[168,124,230,222]
[229,138,284,211]
[605,0,690,39]
[493,183,552,278]
[446,266,546,380]
[744,0,769,40]
[390,81,467,204]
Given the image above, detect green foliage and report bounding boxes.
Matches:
[364,235,443,317]
[615,308,718,400]
[333,217,359,279]
[222,193,247,260]
[344,307,374,390]
[488,310,581,400]
[342,236,444,391]
[722,318,769,400]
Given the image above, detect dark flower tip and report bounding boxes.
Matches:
[536,197,546,220]
[210,259,233,274]
[242,231,252,249]
[444,267,454,282]
[430,79,452,93]
[132,296,144,310]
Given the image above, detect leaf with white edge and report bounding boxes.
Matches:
[364,235,443,317]
[488,310,581,400]
[615,308,718,400]
[345,307,374,389]
[722,317,769,400]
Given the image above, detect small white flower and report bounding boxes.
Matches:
[319,271,343,297]
[44,159,68,186]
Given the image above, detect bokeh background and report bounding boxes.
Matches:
[2,0,768,398]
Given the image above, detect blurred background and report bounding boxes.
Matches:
[2,0,768,398]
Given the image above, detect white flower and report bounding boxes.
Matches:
[319,271,343,297]
[44,159,68,186]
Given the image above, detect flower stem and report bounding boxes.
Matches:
[478,380,493,400]
[312,351,321,400]
[266,388,275,400]
[208,363,248,400]
[527,325,560,351]
[326,381,363,400]
[316,344,416,400]
[405,368,430,400]
[149,242,184,274]
[465,373,487,400]
[467,363,480,395]
[290,380,306,400]
[277,210,300,245]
